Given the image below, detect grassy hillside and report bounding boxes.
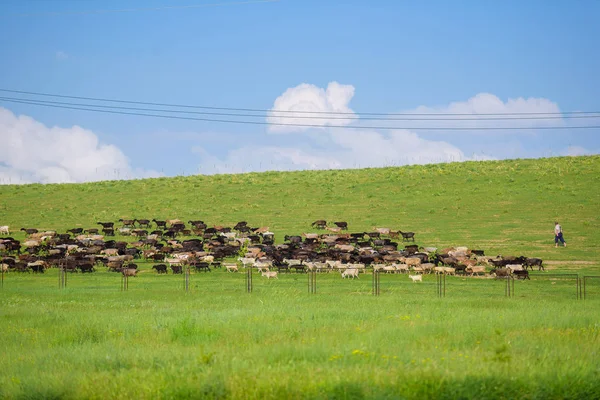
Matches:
[2,156,600,399]
[1,155,599,262]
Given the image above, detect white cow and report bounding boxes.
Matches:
[341,268,359,279]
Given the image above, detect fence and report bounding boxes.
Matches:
[308,270,317,294]
[528,273,581,300]
[583,276,600,300]
[58,267,67,289]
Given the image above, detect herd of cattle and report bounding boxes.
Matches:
[0,219,544,281]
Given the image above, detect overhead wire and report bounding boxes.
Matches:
[2,96,599,131]
[0,95,598,121]
[1,88,599,117]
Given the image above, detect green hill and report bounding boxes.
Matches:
[1,155,599,262]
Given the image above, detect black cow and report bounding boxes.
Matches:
[334,221,348,230]
[525,258,544,271]
[153,220,167,229]
[152,264,168,274]
[399,231,415,242]
[136,219,151,228]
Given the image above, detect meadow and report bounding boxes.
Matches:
[1,156,599,399]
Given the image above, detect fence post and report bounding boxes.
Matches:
[184,267,190,292]
[436,273,445,298]
[246,267,252,293]
[1,266,4,288]
[121,274,128,291]
[505,276,514,298]
[372,270,380,296]
[308,270,316,294]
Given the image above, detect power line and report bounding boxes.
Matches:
[2,0,279,18]
[0,88,598,117]
[1,95,598,121]
[2,97,599,131]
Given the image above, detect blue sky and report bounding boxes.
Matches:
[0,0,599,183]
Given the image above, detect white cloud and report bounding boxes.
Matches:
[407,93,563,131]
[197,84,541,174]
[0,107,162,184]
[193,129,485,175]
[266,81,356,133]
[55,51,68,60]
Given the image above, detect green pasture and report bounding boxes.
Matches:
[1,266,599,399]
[1,156,600,399]
[1,156,599,261]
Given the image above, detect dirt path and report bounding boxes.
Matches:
[545,260,597,265]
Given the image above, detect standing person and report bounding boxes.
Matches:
[554,222,566,248]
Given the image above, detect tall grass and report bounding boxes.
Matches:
[0,270,599,399]
[1,156,599,398]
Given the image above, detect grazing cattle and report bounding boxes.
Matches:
[512,270,530,280]
[525,258,544,271]
[284,235,302,244]
[399,231,415,242]
[0,226,10,235]
[311,220,327,229]
[136,219,151,228]
[492,267,512,278]
[373,227,391,235]
[224,263,239,272]
[78,263,95,273]
[334,221,348,230]
[152,264,168,274]
[153,219,167,229]
[404,257,421,268]
[84,228,99,234]
[121,268,138,277]
[238,257,256,268]
[97,222,114,229]
[409,274,422,283]
[233,221,247,230]
[119,219,136,228]
[466,266,486,276]
[261,271,278,279]
[102,228,115,236]
[28,261,46,273]
[171,265,183,274]
[21,228,39,235]
[131,229,148,237]
[254,261,272,273]
[341,268,359,279]
[67,228,83,235]
[506,264,525,272]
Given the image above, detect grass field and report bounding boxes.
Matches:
[1,156,599,261]
[1,156,600,399]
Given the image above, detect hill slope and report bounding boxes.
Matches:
[1,156,599,261]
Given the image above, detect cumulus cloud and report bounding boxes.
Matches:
[0,107,161,184]
[193,129,484,175]
[198,84,544,174]
[266,81,356,133]
[406,93,563,131]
